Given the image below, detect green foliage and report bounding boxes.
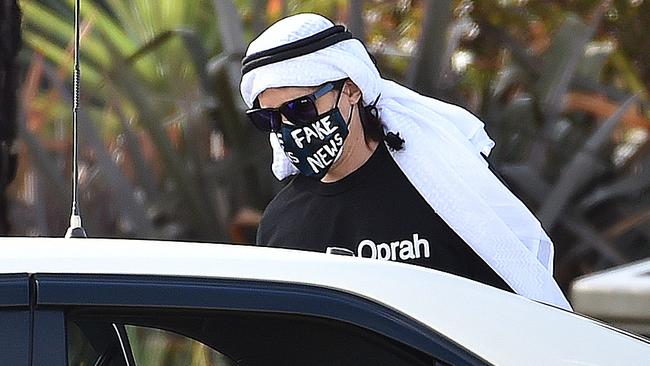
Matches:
[452,0,650,284]
[11,0,650,287]
[19,0,273,240]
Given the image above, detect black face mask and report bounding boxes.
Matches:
[276,104,353,180]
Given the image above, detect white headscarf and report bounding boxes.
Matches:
[241,13,571,310]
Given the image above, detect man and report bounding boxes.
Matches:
[240,13,571,310]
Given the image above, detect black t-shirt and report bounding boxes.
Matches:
[257,142,512,292]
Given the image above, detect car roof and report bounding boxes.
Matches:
[1,237,649,365]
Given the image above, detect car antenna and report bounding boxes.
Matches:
[65,0,87,238]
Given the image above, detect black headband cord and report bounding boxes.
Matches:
[241,25,353,75]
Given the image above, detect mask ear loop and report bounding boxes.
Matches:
[346,103,355,126]
[337,81,356,127]
[364,94,381,120]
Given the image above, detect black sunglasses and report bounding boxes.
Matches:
[247,79,347,132]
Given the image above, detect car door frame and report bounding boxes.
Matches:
[1,274,137,366]
[32,273,490,366]
[0,274,31,366]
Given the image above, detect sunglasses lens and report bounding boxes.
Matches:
[247,81,342,132]
[247,109,280,132]
[281,97,318,122]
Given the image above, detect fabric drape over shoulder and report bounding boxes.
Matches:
[240,13,571,310]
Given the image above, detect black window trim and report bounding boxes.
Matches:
[0,274,32,366]
[32,309,67,366]
[0,273,30,307]
[34,273,490,366]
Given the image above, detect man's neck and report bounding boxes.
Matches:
[321,137,379,183]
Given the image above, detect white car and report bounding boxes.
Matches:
[1,237,649,365]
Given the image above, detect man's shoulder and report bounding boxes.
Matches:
[263,175,302,212]
[256,175,303,245]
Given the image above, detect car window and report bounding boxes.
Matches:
[125,325,235,366]
[42,274,478,365]
[67,319,240,366]
[67,320,131,366]
[66,308,450,366]
[67,321,100,366]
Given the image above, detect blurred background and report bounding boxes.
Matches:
[2,0,650,311]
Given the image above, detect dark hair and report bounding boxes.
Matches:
[358,100,383,144]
